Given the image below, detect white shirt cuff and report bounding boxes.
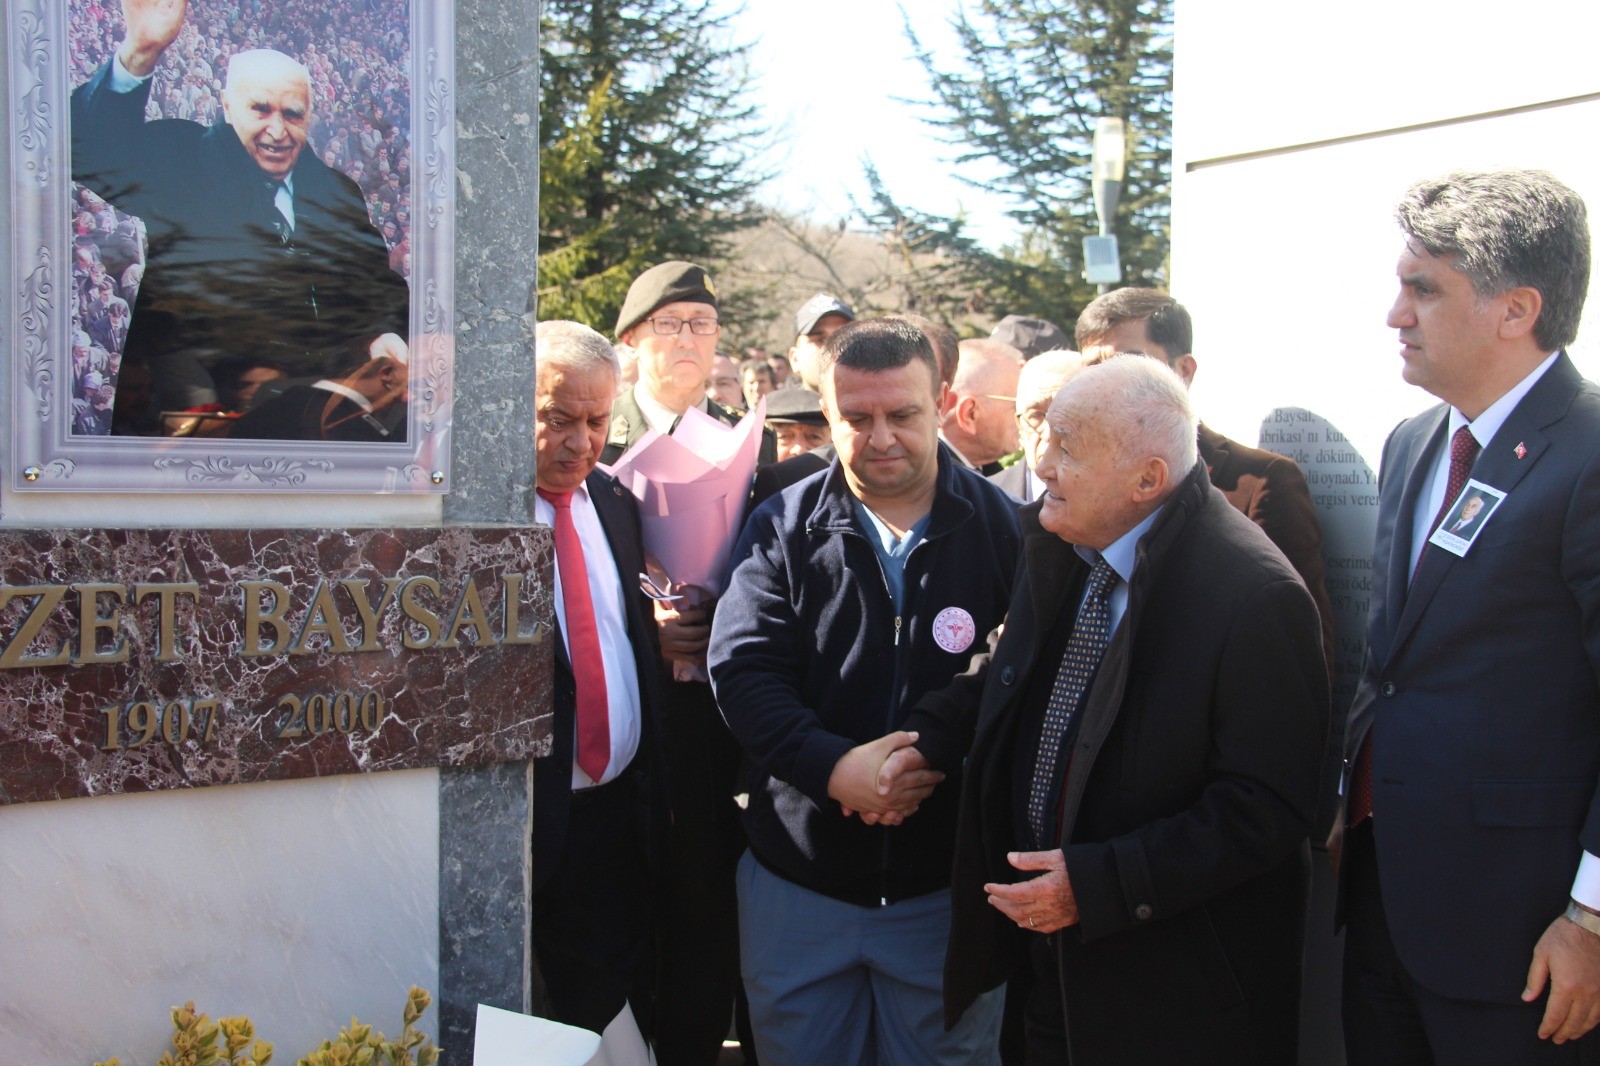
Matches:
[108,52,153,93]
[1571,852,1600,910]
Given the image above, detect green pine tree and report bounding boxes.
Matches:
[904,0,1173,323]
[537,0,769,334]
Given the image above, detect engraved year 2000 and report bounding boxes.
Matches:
[274,691,387,739]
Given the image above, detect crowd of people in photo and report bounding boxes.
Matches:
[533,167,1600,1066]
[65,0,412,437]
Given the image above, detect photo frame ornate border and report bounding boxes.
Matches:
[6,0,455,493]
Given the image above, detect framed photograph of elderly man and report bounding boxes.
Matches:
[7,0,454,492]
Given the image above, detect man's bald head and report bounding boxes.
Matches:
[222,50,313,180]
[952,338,1025,397]
[1035,355,1197,550]
[939,337,1024,467]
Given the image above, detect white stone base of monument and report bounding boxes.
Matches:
[0,769,439,1065]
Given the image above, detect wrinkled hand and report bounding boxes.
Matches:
[829,731,943,822]
[1525,911,1600,1043]
[654,598,710,666]
[119,0,188,76]
[986,850,1078,934]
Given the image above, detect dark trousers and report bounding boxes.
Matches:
[654,679,749,1065]
[531,769,652,1035]
[1342,822,1595,1065]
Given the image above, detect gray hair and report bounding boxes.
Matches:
[1397,169,1590,351]
[1051,354,1197,476]
[1015,349,1086,414]
[535,319,621,385]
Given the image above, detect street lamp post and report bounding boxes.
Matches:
[1084,116,1127,294]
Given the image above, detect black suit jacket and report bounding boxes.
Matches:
[908,461,1329,1061]
[532,469,668,892]
[749,446,833,509]
[71,62,409,413]
[1199,423,1336,676]
[1341,353,1600,1003]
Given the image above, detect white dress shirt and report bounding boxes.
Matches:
[1407,351,1558,575]
[535,481,643,790]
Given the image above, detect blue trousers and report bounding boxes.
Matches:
[737,851,1003,1065]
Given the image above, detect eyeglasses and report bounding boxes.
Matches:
[645,315,720,336]
[1016,410,1049,433]
[981,394,1016,404]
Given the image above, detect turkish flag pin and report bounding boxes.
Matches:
[1515,441,1528,459]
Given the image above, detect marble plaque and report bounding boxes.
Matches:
[0,526,552,804]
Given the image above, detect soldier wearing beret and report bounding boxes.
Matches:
[602,261,770,1064]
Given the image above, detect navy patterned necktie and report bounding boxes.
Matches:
[1027,555,1118,847]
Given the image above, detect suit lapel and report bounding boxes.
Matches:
[1378,409,1448,649]
[1388,356,1579,657]
[970,518,1084,754]
[587,470,646,639]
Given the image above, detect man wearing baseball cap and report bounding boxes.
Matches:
[788,292,855,392]
[601,260,769,1064]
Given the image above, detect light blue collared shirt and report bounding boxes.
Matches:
[1072,505,1162,635]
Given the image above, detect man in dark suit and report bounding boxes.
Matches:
[895,355,1329,1061]
[602,261,767,1064]
[70,0,410,436]
[529,319,667,1047]
[1076,288,1336,674]
[1337,168,1600,1062]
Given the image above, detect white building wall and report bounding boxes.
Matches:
[1172,0,1600,465]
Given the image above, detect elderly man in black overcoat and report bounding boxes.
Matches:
[897,355,1329,1063]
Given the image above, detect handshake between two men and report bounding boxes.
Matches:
[827,730,1081,936]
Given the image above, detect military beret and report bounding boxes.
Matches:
[615,261,718,339]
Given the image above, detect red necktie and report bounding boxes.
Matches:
[1411,425,1481,580]
[1351,425,1480,826]
[538,488,611,782]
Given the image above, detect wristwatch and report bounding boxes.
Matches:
[1564,900,1600,938]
